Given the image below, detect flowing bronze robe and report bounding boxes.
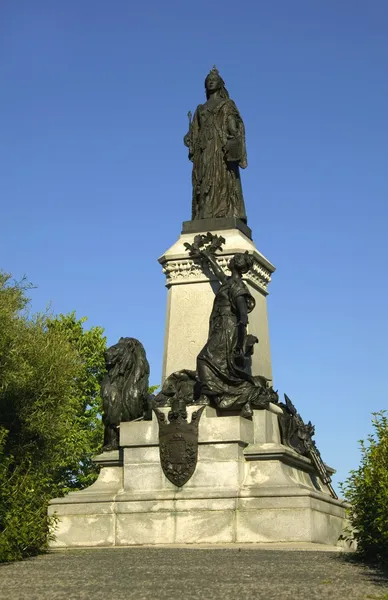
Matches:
[187,98,247,221]
[197,278,271,410]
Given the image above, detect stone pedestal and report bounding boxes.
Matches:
[48,405,347,548]
[159,224,275,383]
[48,220,347,549]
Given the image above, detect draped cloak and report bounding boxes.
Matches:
[197,278,271,410]
[187,98,248,221]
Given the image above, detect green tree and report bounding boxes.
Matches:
[341,411,388,564]
[0,273,106,562]
[47,313,106,490]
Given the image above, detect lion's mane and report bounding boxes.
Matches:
[101,337,150,427]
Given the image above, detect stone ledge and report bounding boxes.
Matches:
[48,541,353,552]
[92,450,122,467]
[239,487,347,508]
[49,486,347,507]
[113,488,243,502]
[48,501,116,513]
[49,492,121,506]
[244,443,315,470]
[120,406,255,447]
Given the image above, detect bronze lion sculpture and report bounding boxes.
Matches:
[101,337,151,451]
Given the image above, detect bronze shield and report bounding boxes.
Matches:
[153,406,205,488]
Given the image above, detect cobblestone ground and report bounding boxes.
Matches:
[0,548,387,600]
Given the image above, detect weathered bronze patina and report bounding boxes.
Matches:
[153,401,205,487]
[101,337,152,451]
[278,394,338,499]
[185,233,278,417]
[184,67,248,222]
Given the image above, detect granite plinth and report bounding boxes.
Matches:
[49,406,347,548]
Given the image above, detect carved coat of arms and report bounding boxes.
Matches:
[153,404,205,487]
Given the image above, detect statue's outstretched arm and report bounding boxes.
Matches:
[202,250,227,284]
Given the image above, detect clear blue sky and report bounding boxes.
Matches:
[1,1,387,488]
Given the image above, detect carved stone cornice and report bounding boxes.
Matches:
[161,254,272,293]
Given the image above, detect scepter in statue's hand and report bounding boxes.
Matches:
[184,111,193,148]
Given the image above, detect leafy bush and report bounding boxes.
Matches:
[46,313,106,490]
[0,273,106,562]
[341,411,388,564]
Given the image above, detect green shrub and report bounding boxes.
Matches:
[0,273,106,562]
[341,411,388,564]
[0,429,56,561]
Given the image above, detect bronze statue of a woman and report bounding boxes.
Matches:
[195,246,277,417]
[184,67,248,222]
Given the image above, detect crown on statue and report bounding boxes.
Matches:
[204,65,228,98]
[207,65,220,78]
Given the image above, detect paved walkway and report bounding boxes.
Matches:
[1,547,387,600]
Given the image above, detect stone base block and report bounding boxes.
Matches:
[49,407,348,548]
[49,494,345,548]
[51,509,115,548]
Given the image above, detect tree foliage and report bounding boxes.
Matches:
[0,273,106,562]
[46,313,106,489]
[341,411,388,564]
